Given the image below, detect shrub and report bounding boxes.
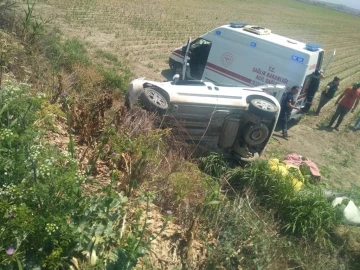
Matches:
[203,194,344,270]
[41,27,63,71]
[104,125,168,196]
[98,66,131,93]
[62,38,90,69]
[0,82,151,269]
[198,153,230,180]
[281,189,338,244]
[71,64,104,94]
[0,31,25,87]
[203,196,278,269]
[228,160,340,244]
[21,0,47,44]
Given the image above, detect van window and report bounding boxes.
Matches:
[191,38,211,48]
[316,51,324,71]
[188,38,212,80]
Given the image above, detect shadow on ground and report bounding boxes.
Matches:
[161,69,174,81]
[315,124,334,132]
[274,118,300,132]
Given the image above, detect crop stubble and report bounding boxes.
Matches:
[30,0,360,189]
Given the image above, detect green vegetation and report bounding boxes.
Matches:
[62,38,90,69]
[0,82,158,269]
[228,160,338,244]
[96,49,119,63]
[199,156,346,269]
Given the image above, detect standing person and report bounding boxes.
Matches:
[280,86,300,138]
[315,76,341,115]
[303,69,324,113]
[327,82,360,131]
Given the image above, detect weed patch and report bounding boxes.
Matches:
[62,38,90,69]
[228,160,340,245]
[0,81,153,269]
[97,65,131,94]
[96,49,119,63]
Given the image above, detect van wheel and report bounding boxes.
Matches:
[249,98,278,119]
[242,123,269,146]
[172,63,182,75]
[140,87,169,113]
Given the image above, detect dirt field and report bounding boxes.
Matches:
[27,0,360,192]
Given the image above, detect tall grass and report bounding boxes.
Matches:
[228,160,340,244]
[197,155,345,268]
[203,194,344,269]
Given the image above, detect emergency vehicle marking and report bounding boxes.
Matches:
[171,52,252,85]
[309,64,317,70]
[206,62,252,85]
[173,50,183,58]
[252,66,289,85]
[220,52,234,67]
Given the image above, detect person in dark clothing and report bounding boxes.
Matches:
[315,76,341,115]
[327,82,360,131]
[280,86,300,138]
[303,69,324,112]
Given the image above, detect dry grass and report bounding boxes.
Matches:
[29,0,360,82]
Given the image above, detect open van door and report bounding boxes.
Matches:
[182,38,191,80]
[259,84,286,103]
[322,49,336,74]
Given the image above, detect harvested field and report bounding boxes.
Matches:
[25,0,360,190]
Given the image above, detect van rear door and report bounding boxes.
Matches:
[322,50,336,73]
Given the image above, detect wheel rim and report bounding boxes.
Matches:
[146,89,168,109]
[250,128,265,140]
[253,99,276,111]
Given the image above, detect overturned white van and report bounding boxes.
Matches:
[169,23,334,109]
[125,76,285,161]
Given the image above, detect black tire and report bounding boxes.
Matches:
[140,87,169,113]
[172,63,182,76]
[242,123,269,146]
[248,98,278,119]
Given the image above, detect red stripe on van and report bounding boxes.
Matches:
[173,50,183,58]
[206,62,252,85]
[206,66,246,85]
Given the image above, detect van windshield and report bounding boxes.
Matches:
[190,38,211,49]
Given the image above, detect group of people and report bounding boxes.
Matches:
[279,69,360,138]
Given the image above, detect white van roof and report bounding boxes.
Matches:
[207,24,323,56]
